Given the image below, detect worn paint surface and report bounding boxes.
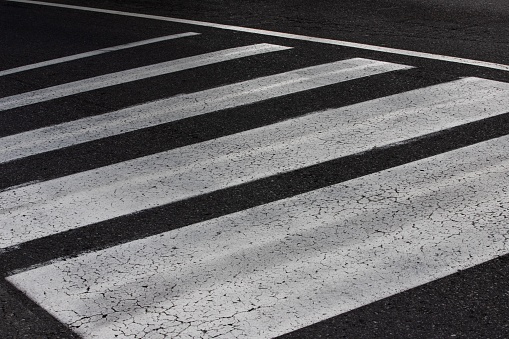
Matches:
[8,133,509,338]
[1,77,509,248]
[0,58,408,163]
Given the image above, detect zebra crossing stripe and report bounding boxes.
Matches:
[0,58,410,164]
[2,77,509,249]
[0,32,200,77]
[8,132,509,338]
[0,43,290,112]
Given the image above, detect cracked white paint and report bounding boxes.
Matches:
[0,43,290,112]
[8,133,509,338]
[2,77,509,249]
[0,58,409,164]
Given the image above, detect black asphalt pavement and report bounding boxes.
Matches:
[1,0,509,338]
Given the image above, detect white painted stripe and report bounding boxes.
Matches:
[8,133,509,338]
[0,33,199,77]
[2,77,509,248]
[7,0,509,72]
[0,43,290,112]
[0,58,410,163]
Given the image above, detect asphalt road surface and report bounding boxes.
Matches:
[1,0,509,338]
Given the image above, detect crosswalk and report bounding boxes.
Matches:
[0,58,407,164]
[2,30,509,338]
[0,43,290,112]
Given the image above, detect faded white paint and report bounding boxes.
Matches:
[8,133,509,338]
[0,43,290,111]
[2,77,509,248]
[0,58,409,163]
[0,32,199,77]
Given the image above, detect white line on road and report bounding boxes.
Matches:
[0,32,199,77]
[8,133,509,338]
[7,0,509,72]
[2,77,509,248]
[0,43,290,112]
[0,58,410,164]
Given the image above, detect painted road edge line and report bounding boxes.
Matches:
[6,0,509,72]
[0,32,200,77]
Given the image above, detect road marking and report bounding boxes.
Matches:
[8,133,509,338]
[2,77,509,249]
[0,58,409,164]
[7,0,509,72]
[0,43,290,112]
[0,32,199,77]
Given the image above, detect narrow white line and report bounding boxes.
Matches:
[0,58,410,164]
[2,77,509,248]
[7,0,509,72]
[0,43,290,112]
[0,32,199,77]
[8,133,509,338]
